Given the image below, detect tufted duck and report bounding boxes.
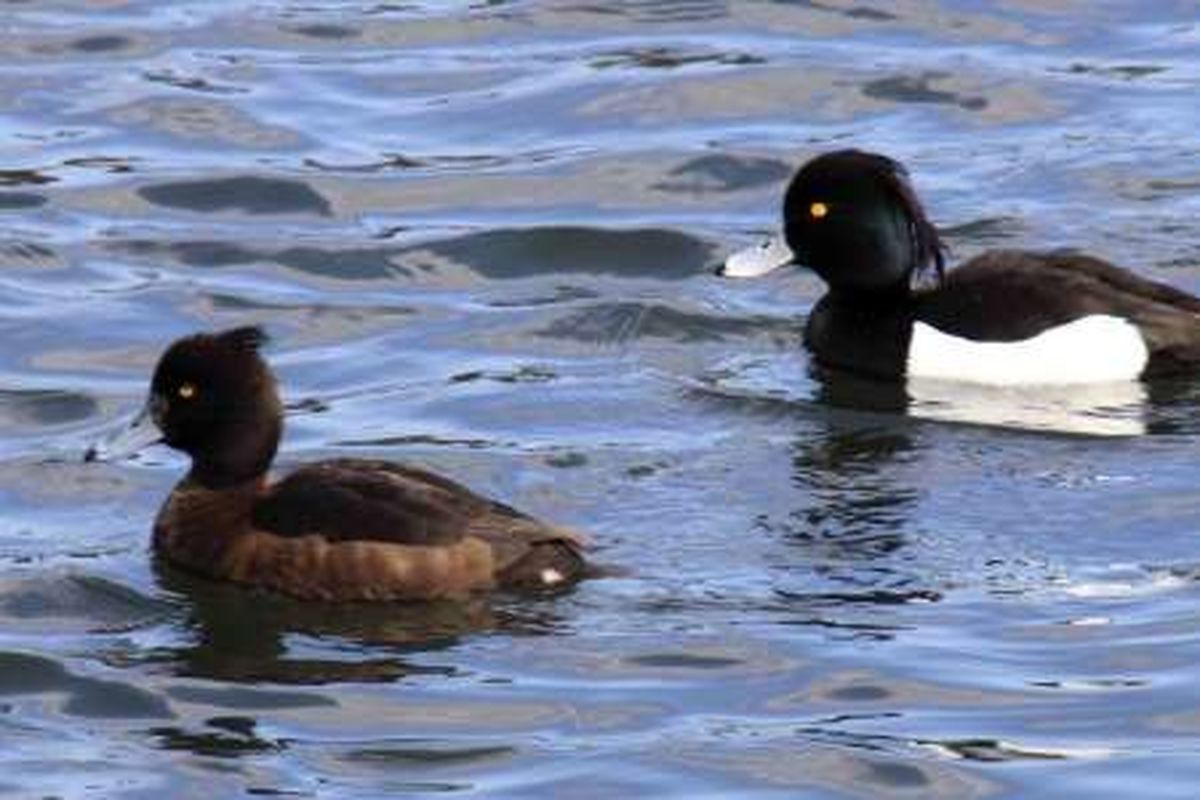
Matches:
[86,327,591,601]
[720,149,1200,384]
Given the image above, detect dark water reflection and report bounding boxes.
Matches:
[786,425,918,558]
[148,562,568,685]
[3,0,1200,797]
[139,177,333,216]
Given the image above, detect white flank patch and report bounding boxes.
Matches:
[540,568,564,585]
[907,314,1149,386]
[721,235,795,278]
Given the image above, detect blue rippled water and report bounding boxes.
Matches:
[3,2,1200,797]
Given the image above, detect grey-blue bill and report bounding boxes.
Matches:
[718,235,795,278]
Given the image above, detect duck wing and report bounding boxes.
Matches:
[252,458,519,546]
[1037,251,1200,314]
[917,249,1200,342]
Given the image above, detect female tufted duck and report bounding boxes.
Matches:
[87,327,590,601]
[720,149,1200,384]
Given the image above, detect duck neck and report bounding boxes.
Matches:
[187,409,281,490]
[827,281,913,308]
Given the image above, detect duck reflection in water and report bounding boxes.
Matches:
[151,560,569,684]
[818,361,1150,437]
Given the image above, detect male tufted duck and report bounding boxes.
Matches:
[87,327,590,601]
[720,149,1200,384]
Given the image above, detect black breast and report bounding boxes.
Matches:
[804,293,915,379]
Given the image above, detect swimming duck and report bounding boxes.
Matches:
[87,327,590,601]
[720,149,1200,384]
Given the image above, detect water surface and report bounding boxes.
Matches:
[3,1,1200,797]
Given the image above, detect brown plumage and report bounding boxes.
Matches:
[94,327,590,601]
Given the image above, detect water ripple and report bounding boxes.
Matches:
[2,1,1200,798]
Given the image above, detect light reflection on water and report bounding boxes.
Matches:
[2,1,1200,797]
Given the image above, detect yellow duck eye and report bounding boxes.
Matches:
[178,383,197,400]
[809,201,829,219]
